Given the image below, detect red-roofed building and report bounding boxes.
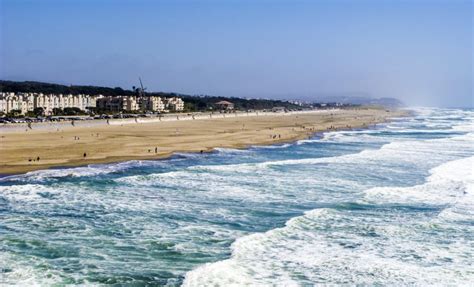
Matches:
[215,100,234,110]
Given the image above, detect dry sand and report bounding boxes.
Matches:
[0,108,408,174]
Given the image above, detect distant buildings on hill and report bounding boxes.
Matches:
[0,92,184,116]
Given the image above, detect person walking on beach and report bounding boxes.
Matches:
[83,152,87,158]
[155,147,158,153]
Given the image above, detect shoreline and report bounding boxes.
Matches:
[0,108,410,175]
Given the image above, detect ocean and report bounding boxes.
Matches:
[1,107,472,285]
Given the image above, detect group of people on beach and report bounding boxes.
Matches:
[28,153,88,163]
[270,134,281,139]
[147,147,159,154]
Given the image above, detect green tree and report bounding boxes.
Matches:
[63,107,83,115]
[33,107,44,116]
[52,108,63,116]
[7,109,22,117]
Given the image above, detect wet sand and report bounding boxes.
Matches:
[0,108,408,174]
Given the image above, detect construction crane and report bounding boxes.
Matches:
[133,77,147,97]
[138,77,147,97]
[133,77,149,112]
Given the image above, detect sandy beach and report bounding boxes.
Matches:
[0,108,407,174]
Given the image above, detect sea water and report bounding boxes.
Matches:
[0,108,473,285]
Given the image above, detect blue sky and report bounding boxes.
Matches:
[1,0,472,107]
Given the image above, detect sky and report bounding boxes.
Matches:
[0,0,472,107]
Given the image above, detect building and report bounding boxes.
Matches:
[0,92,105,116]
[166,97,185,112]
[97,96,175,113]
[149,96,166,111]
[97,96,126,112]
[97,96,169,112]
[272,106,286,113]
[0,96,6,114]
[137,96,165,112]
[1,93,31,115]
[123,96,139,111]
[215,100,234,111]
[0,92,185,116]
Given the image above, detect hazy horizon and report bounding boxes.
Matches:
[1,0,472,107]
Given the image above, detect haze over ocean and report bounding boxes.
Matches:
[1,0,472,107]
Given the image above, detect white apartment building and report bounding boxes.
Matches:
[0,96,6,114]
[138,96,166,112]
[9,95,26,114]
[0,92,185,115]
[123,96,139,111]
[150,96,166,111]
[35,93,102,114]
[166,97,184,111]
[98,95,177,113]
[0,92,103,115]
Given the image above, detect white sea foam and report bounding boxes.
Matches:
[183,109,474,285]
[0,253,63,286]
[252,143,292,149]
[163,131,474,180]
[0,184,56,202]
[214,147,250,154]
[363,156,473,206]
[183,156,474,285]
[0,160,159,183]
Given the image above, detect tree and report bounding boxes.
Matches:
[183,102,196,112]
[63,107,83,115]
[7,109,22,117]
[33,107,44,116]
[52,108,63,116]
[86,106,97,115]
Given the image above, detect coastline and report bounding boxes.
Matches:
[0,107,409,175]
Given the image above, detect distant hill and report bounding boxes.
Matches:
[315,95,404,107]
[270,91,404,108]
[239,92,404,108]
[0,80,305,111]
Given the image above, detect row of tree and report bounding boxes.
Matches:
[2,107,87,117]
[0,81,135,97]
